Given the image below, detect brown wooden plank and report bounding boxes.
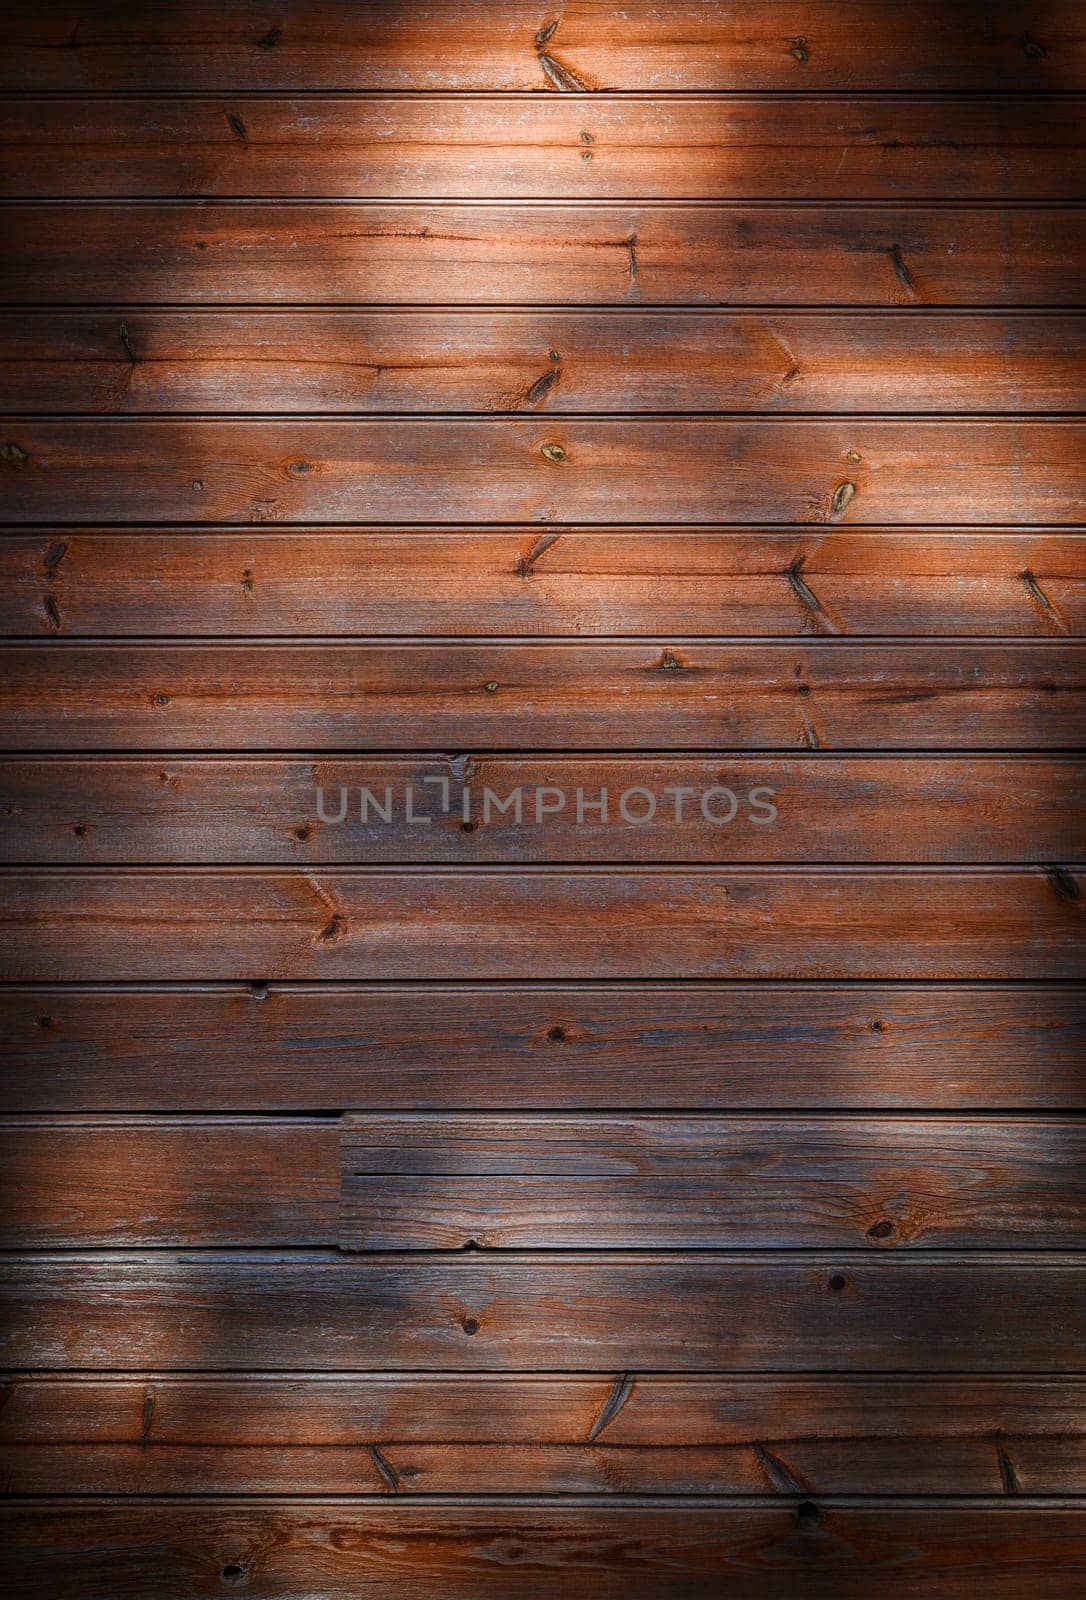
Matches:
[0,1116,339,1248]
[3,1375,1082,1496]
[338,1114,1086,1250]
[4,97,1083,200]
[2,869,1082,982]
[3,529,1083,638]
[3,1252,1082,1370]
[4,313,1084,415]
[1,756,1079,865]
[4,982,1080,1113]
[6,1499,1086,1600]
[5,1112,1081,1251]
[1,643,1080,751]
[3,205,1082,305]
[2,3,1083,92]
[3,420,1082,526]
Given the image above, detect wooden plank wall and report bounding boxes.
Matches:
[0,3,1084,1595]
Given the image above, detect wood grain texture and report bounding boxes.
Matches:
[3,529,1083,638]
[2,2,1083,92]
[4,205,1083,305]
[4,983,1080,1112]
[4,1251,1083,1370]
[3,756,1079,864]
[4,313,1083,415]
[4,1112,1082,1251]
[2,869,1082,982]
[4,97,1083,199]
[1,643,1080,751]
[4,420,1083,526]
[0,1117,339,1248]
[3,1375,1082,1496]
[339,1113,1086,1250]
[6,1499,1086,1600]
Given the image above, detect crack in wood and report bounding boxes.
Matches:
[784,555,837,634]
[754,1441,809,1495]
[368,1444,401,1493]
[1044,865,1081,904]
[889,244,920,298]
[1020,569,1069,634]
[515,529,563,577]
[587,1372,634,1442]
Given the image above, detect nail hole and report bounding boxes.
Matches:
[221,1563,245,1581]
[547,1024,568,1042]
[37,1015,53,1029]
[795,1500,821,1529]
[869,1018,886,1033]
[152,693,170,706]
[484,680,499,693]
[294,825,311,842]
[249,981,269,1000]
[828,1274,847,1293]
[462,1317,480,1336]
[192,479,204,492]
[72,824,86,837]
[461,819,477,833]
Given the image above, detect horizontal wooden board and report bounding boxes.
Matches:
[3,420,1083,526]
[4,1113,1082,1250]
[3,756,1080,864]
[339,1114,1086,1250]
[3,529,1083,638]
[0,1117,339,1247]
[3,1376,1082,1496]
[4,97,1083,200]
[3,1252,1083,1370]
[3,3,1084,92]
[4,313,1084,415]
[7,1499,1086,1600]
[2,869,1082,982]
[4,205,1083,305]
[1,643,1080,751]
[8,1500,1086,1599]
[4,983,1081,1113]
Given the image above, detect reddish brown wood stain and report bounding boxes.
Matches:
[0,3,1083,1595]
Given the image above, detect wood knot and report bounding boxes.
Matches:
[660,649,682,671]
[540,441,566,462]
[795,1501,821,1529]
[867,1219,895,1240]
[789,36,809,62]
[831,481,856,515]
[1,442,27,463]
[1020,33,1046,59]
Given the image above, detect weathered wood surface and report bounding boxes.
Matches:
[3,756,1079,864]
[4,420,1083,525]
[5,313,1084,414]
[6,1499,1086,1600]
[2,643,1081,751]
[3,1375,1082,1496]
[4,97,1083,199]
[3,1112,1081,1250]
[4,1252,1083,1370]
[2,2,1083,92]
[4,205,1083,305]
[0,1117,339,1248]
[3,530,1083,638]
[338,1114,1086,1250]
[5,983,1080,1112]
[7,1499,1086,1599]
[2,869,1082,982]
